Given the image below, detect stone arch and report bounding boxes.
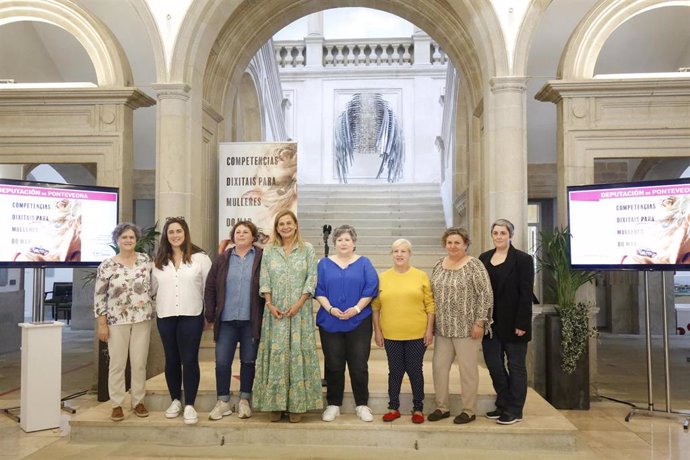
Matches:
[0,0,133,86]
[128,0,166,82]
[230,72,263,142]
[513,0,553,76]
[172,0,507,112]
[632,158,690,181]
[558,0,690,79]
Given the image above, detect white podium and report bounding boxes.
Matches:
[18,321,64,432]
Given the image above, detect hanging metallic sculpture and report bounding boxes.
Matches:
[334,93,404,183]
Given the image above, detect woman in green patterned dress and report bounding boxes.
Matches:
[253,209,322,422]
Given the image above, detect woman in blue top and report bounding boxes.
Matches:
[315,225,379,422]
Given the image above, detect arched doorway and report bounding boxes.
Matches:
[158,0,535,251]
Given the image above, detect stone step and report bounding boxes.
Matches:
[143,360,496,415]
[198,332,436,363]
[299,218,446,229]
[36,438,589,460]
[70,405,576,453]
[298,203,444,213]
[298,210,443,219]
[299,183,440,193]
[301,226,444,237]
[70,377,576,452]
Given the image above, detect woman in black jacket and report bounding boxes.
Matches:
[204,221,265,420]
[479,219,534,425]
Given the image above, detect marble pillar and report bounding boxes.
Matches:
[152,84,193,223]
[488,77,528,250]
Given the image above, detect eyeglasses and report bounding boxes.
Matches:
[165,216,185,222]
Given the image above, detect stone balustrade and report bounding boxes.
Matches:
[274,38,448,68]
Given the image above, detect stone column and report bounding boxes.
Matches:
[152,84,192,222]
[305,13,324,68]
[148,83,194,378]
[412,28,431,67]
[488,77,528,249]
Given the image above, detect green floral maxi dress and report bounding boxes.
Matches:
[253,242,323,413]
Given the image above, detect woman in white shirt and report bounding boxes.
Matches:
[152,217,212,425]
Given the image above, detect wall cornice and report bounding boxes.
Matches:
[0,87,156,109]
[535,78,690,103]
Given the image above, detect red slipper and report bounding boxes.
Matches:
[382,410,401,422]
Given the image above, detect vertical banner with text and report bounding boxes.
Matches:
[218,142,297,247]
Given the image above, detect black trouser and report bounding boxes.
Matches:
[319,316,372,406]
[157,314,203,405]
[482,334,528,418]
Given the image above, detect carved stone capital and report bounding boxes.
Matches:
[490,76,527,94]
[152,83,192,101]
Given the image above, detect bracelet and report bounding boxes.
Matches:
[328,306,333,314]
[354,306,361,314]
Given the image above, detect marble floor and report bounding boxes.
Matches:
[1,330,689,459]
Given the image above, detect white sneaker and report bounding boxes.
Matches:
[238,399,252,419]
[165,399,182,419]
[355,405,374,422]
[322,405,340,422]
[208,400,233,420]
[183,405,198,425]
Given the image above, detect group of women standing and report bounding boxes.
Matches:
[94,211,533,427]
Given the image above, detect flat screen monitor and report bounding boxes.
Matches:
[568,178,690,271]
[0,178,119,267]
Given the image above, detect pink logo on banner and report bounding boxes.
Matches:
[570,185,690,202]
[0,185,116,201]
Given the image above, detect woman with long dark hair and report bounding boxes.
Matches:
[152,217,212,425]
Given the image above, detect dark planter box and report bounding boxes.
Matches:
[545,313,590,410]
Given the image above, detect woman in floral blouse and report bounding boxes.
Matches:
[253,210,322,423]
[94,222,155,422]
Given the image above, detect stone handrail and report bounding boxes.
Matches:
[274,37,448,68]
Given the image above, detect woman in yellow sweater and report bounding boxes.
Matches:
[372,239,435,424]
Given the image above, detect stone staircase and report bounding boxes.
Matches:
[67,182,579,457]
[297,183,446,272]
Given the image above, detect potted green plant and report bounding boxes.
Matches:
[537,226,598,409]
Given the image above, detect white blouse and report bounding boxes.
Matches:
[152,252,212,318]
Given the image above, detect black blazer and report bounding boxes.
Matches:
[479,245,534,342]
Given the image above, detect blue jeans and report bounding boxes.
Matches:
[215,320,258,401]
[157,314,203,405]
[482,335,528,418]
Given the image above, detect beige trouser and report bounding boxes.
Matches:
[432,335,481,416]
[107,320,152,408]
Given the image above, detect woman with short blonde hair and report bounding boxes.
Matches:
[372,238,435,424]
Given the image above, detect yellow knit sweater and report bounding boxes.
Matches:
[372,267,436,340]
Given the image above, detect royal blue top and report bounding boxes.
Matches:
[315,256,379,333]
